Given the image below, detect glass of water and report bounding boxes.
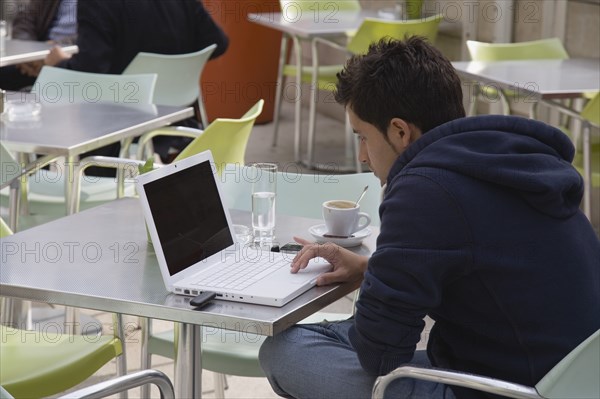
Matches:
[251,163,277,246]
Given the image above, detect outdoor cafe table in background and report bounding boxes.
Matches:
[0,94,193,214]
[248,10,382,171]
[452,58,600,218]
[0,197,378,398]
[0,39,78,67]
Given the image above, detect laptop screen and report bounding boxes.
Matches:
[143,160,234,276]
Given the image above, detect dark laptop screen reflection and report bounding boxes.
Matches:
[144,161,234,275]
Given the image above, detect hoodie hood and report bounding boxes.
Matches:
[388,115,583,218]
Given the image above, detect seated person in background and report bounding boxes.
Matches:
[259,37,600,399]
[0,0,77,90]
[44,0,229,171]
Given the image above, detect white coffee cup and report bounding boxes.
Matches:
[322,200,371,237]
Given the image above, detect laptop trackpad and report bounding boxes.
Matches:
[290,258,332,284]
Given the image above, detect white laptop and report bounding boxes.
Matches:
[136,151,332,307]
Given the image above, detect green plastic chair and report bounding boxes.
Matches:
[372,329,600,399]
[122,45,217,128]
[405,0,424,19]
[303,15,444,170]
[0,370,174,399]
[65,369,174,399]
[135,99,265,175]
[141,164,382,398]
[0,217,11,238]
[0,218,126,399]
[34,66,157,105]
[465,38,569,116]
[221,163,382,225]
[0,325,123,399]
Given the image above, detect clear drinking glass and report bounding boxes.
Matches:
[251,163,277,246]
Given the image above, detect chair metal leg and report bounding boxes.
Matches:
[529,101,539,119]
[64,155,77,215]
[8,182,20,233]
[0,297,31,330]
[63,369,174,399]
[292,36,303,163]
[139,317,152,399]
[372,365,543,399]
[113,313,128,399]
[498,90,511,115]
[197,92,209,129]
[582,122,592,219]
[16,153,30,220]
[64,305,80,335]
[306,38,320,169]
[119,137,135,159]
[213,373,227,398]
[470,84,511,116]
[272,36,289,147]
[349,115,362,173]
[468,83,480,116]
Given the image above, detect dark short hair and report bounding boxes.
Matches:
[335,36,465,134]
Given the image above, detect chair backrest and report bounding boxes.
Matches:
[174,99,264,175]
[122,45,217,107]
[405,0,424,19]
[33,66,156,105]
[466,38,569,61]
[580,92,600,126]
[0,323,122,398]
[0,217,12,238]
[277,170,382,225]
[535,329,599,398]
[347,14,444,54]
[279,0,361,12]
[220,164,382,226]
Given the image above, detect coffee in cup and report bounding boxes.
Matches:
[322,200,371,237]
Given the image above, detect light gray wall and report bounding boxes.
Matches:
[564,0,600,58]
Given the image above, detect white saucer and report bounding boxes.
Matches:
[308,224,372,248]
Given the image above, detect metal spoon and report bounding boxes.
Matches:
[355,185,369,207]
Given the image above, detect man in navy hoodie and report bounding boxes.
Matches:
[259,37,600,399]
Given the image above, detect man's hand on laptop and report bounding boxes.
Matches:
[290,237,368,286]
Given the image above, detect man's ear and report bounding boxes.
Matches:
[387,118,413,150]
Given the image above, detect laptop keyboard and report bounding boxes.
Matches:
[191,256,289,291]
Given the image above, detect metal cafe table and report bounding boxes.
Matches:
[1,96,193,214]
[0,197,377,397]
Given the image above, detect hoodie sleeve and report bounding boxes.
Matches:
[348,173,473,375]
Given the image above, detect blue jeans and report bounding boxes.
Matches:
[259,319,455,399]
